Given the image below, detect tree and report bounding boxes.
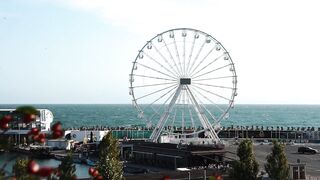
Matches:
[0,136,10,150]
[58,153,76,180]
[0,169,5,180]
[96,132,124,180]
[229,139,259,180]
[12,158,39,180]
[265,140,289,180]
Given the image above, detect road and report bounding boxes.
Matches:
[225,143,320,177]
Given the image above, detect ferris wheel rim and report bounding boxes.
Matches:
[130,28,237,96]
[129,28,237,137]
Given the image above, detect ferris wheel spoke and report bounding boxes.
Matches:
[180,89,186,131]
[189,46,216,76]
[187,88,222,133]
[145,104,164,125]
[189,86,224,113]
[148,85,178,105]
[176,91,183,129]
[193,63,232,79]
[187,40,206,76]
[187,88,204,112]
[162,86,177,104]
[132,74,176,82]
[135,84,177,100]
[192,75,236,81]
[135,62,176,79]
[192,82,234,90]
[147,108,160,124]
[172,34,184,76]
[145,102,164,122]
[132,81,177,88]
[191,84,232,101]
[150,105,159,116]
[147,85,179,132]
[186,94,195,130]
[183,35,186,76]
[144,85,178,119]
[185,90,196,126]
[186,36,196,76]
[152,43,180,77]
[201,104,218,122]
[162,38,182,76]
[192,91,218,123]
[185,88,210,131]
[191,53,224,78]
[189,87,223,118]
[170,109,177,128]
[143,51,180,78]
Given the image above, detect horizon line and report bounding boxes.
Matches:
[1,103,320,105]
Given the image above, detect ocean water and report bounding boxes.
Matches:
[0,104,320,128]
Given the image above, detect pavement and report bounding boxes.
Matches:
[225,142,320,177]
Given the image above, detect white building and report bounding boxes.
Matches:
[0,109,54,134]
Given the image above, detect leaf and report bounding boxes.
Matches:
[15,106,39,116]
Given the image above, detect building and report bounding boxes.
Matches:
[289,160,306,180]
[0,109,54,144]
[122,141,227,169]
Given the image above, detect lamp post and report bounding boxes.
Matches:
[18,122,21,146]
[204,159,207,180]
[300,134,302,143]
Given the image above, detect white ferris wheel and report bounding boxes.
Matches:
[129,28,237,143]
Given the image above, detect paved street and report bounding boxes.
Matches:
[225,142,320,177]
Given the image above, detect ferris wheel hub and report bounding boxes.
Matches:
[179,78,191,85]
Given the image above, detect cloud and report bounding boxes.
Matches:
[33,0,320,103]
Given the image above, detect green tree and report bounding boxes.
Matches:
[265,140,289,180]
[58,153,76,180]
[12,158,39,180]
[0,169,5,180]
[96,132,124,180]
[229,139,259,180]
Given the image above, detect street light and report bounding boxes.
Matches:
[204,159,207,180]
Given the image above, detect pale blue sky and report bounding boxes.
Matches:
[1,0,320,104]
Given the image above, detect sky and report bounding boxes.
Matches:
[0,0,320,104]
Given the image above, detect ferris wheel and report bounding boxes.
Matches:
[129,28,237,143]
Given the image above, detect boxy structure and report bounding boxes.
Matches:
[122,141,226,169]
[289,160,306,180]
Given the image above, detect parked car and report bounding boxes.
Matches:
[298,146,318,154]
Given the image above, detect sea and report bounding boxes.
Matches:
[1,104,320,178]
[0,104,320,128]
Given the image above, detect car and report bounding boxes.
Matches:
[298,146,318,154]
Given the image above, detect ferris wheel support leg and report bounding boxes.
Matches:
[149,85,183,142]
[186,86,220,142]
